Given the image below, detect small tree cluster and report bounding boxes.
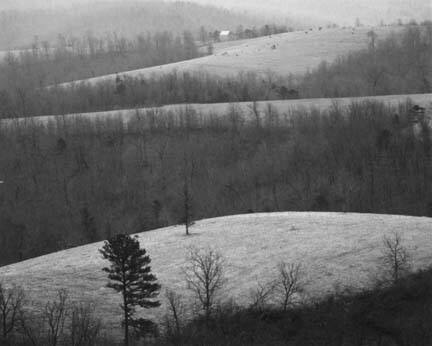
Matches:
[249,261,304,312]
[15,289,101,346]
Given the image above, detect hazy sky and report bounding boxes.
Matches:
[2,0,431,25]
[195,0,431,24]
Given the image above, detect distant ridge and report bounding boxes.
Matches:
[0,1,288,50]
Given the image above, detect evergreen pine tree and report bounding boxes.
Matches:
[99,234,160,345]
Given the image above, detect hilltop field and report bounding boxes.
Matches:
[1,212,431,333]
[57,26,401,87]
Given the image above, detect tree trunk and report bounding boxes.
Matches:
[123,278,129,346]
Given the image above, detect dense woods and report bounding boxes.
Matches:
[0,31,202,88]
[300,23,432,97]
[0,100,431,265]
[0,1,279,50]
[0,71,288,118]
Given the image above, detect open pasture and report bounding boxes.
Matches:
[56,26,402,87]
[1,212,431,332]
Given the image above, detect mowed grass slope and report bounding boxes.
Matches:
[1,212,431,333]
[57,26,401,87]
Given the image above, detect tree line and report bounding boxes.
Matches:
[0,30,201,88]
[0,100,431,266]
[0,70,291,118]
[0,1,270,50]
[300,23,432,97]
[200,23,293,44]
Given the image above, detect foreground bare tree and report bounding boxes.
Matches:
[0,283,25,341]
[274,262,304,311]
[69,302,101,346]
[19,289,69,346]
[164,289,186,337]
[18,290,101,346]
[184,247,226,319]
[382,232,411,283]
[44,289,68,346]
[249,280,275,312]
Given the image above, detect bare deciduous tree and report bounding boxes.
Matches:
[248,101,261,128]
[18,309,42,346]
[249,280,275,312]
[0,283,25,340]
[19,289,69,346]
[382,232,411,283]
[182,178,193,236]
[44,289,69,346]
[274,262,304,311]
[69,302,101,346]
[184,247,226,319]
[367,30,378,50]
[164,289,186,337]
[181,154,195,236]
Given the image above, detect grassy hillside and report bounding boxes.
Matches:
[7,93,431,124]
[58,26,402,87]
[1,212,431,334]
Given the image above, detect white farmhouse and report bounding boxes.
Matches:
[219,30,232,41]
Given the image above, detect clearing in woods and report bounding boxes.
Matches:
[55,26,402,87]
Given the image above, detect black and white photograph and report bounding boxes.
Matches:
[0,0,431,345]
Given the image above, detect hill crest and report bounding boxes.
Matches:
[1,212,431,334]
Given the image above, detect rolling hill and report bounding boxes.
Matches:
[0,212,431,335]
[56,26,402,87]
[6,93,431,125]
